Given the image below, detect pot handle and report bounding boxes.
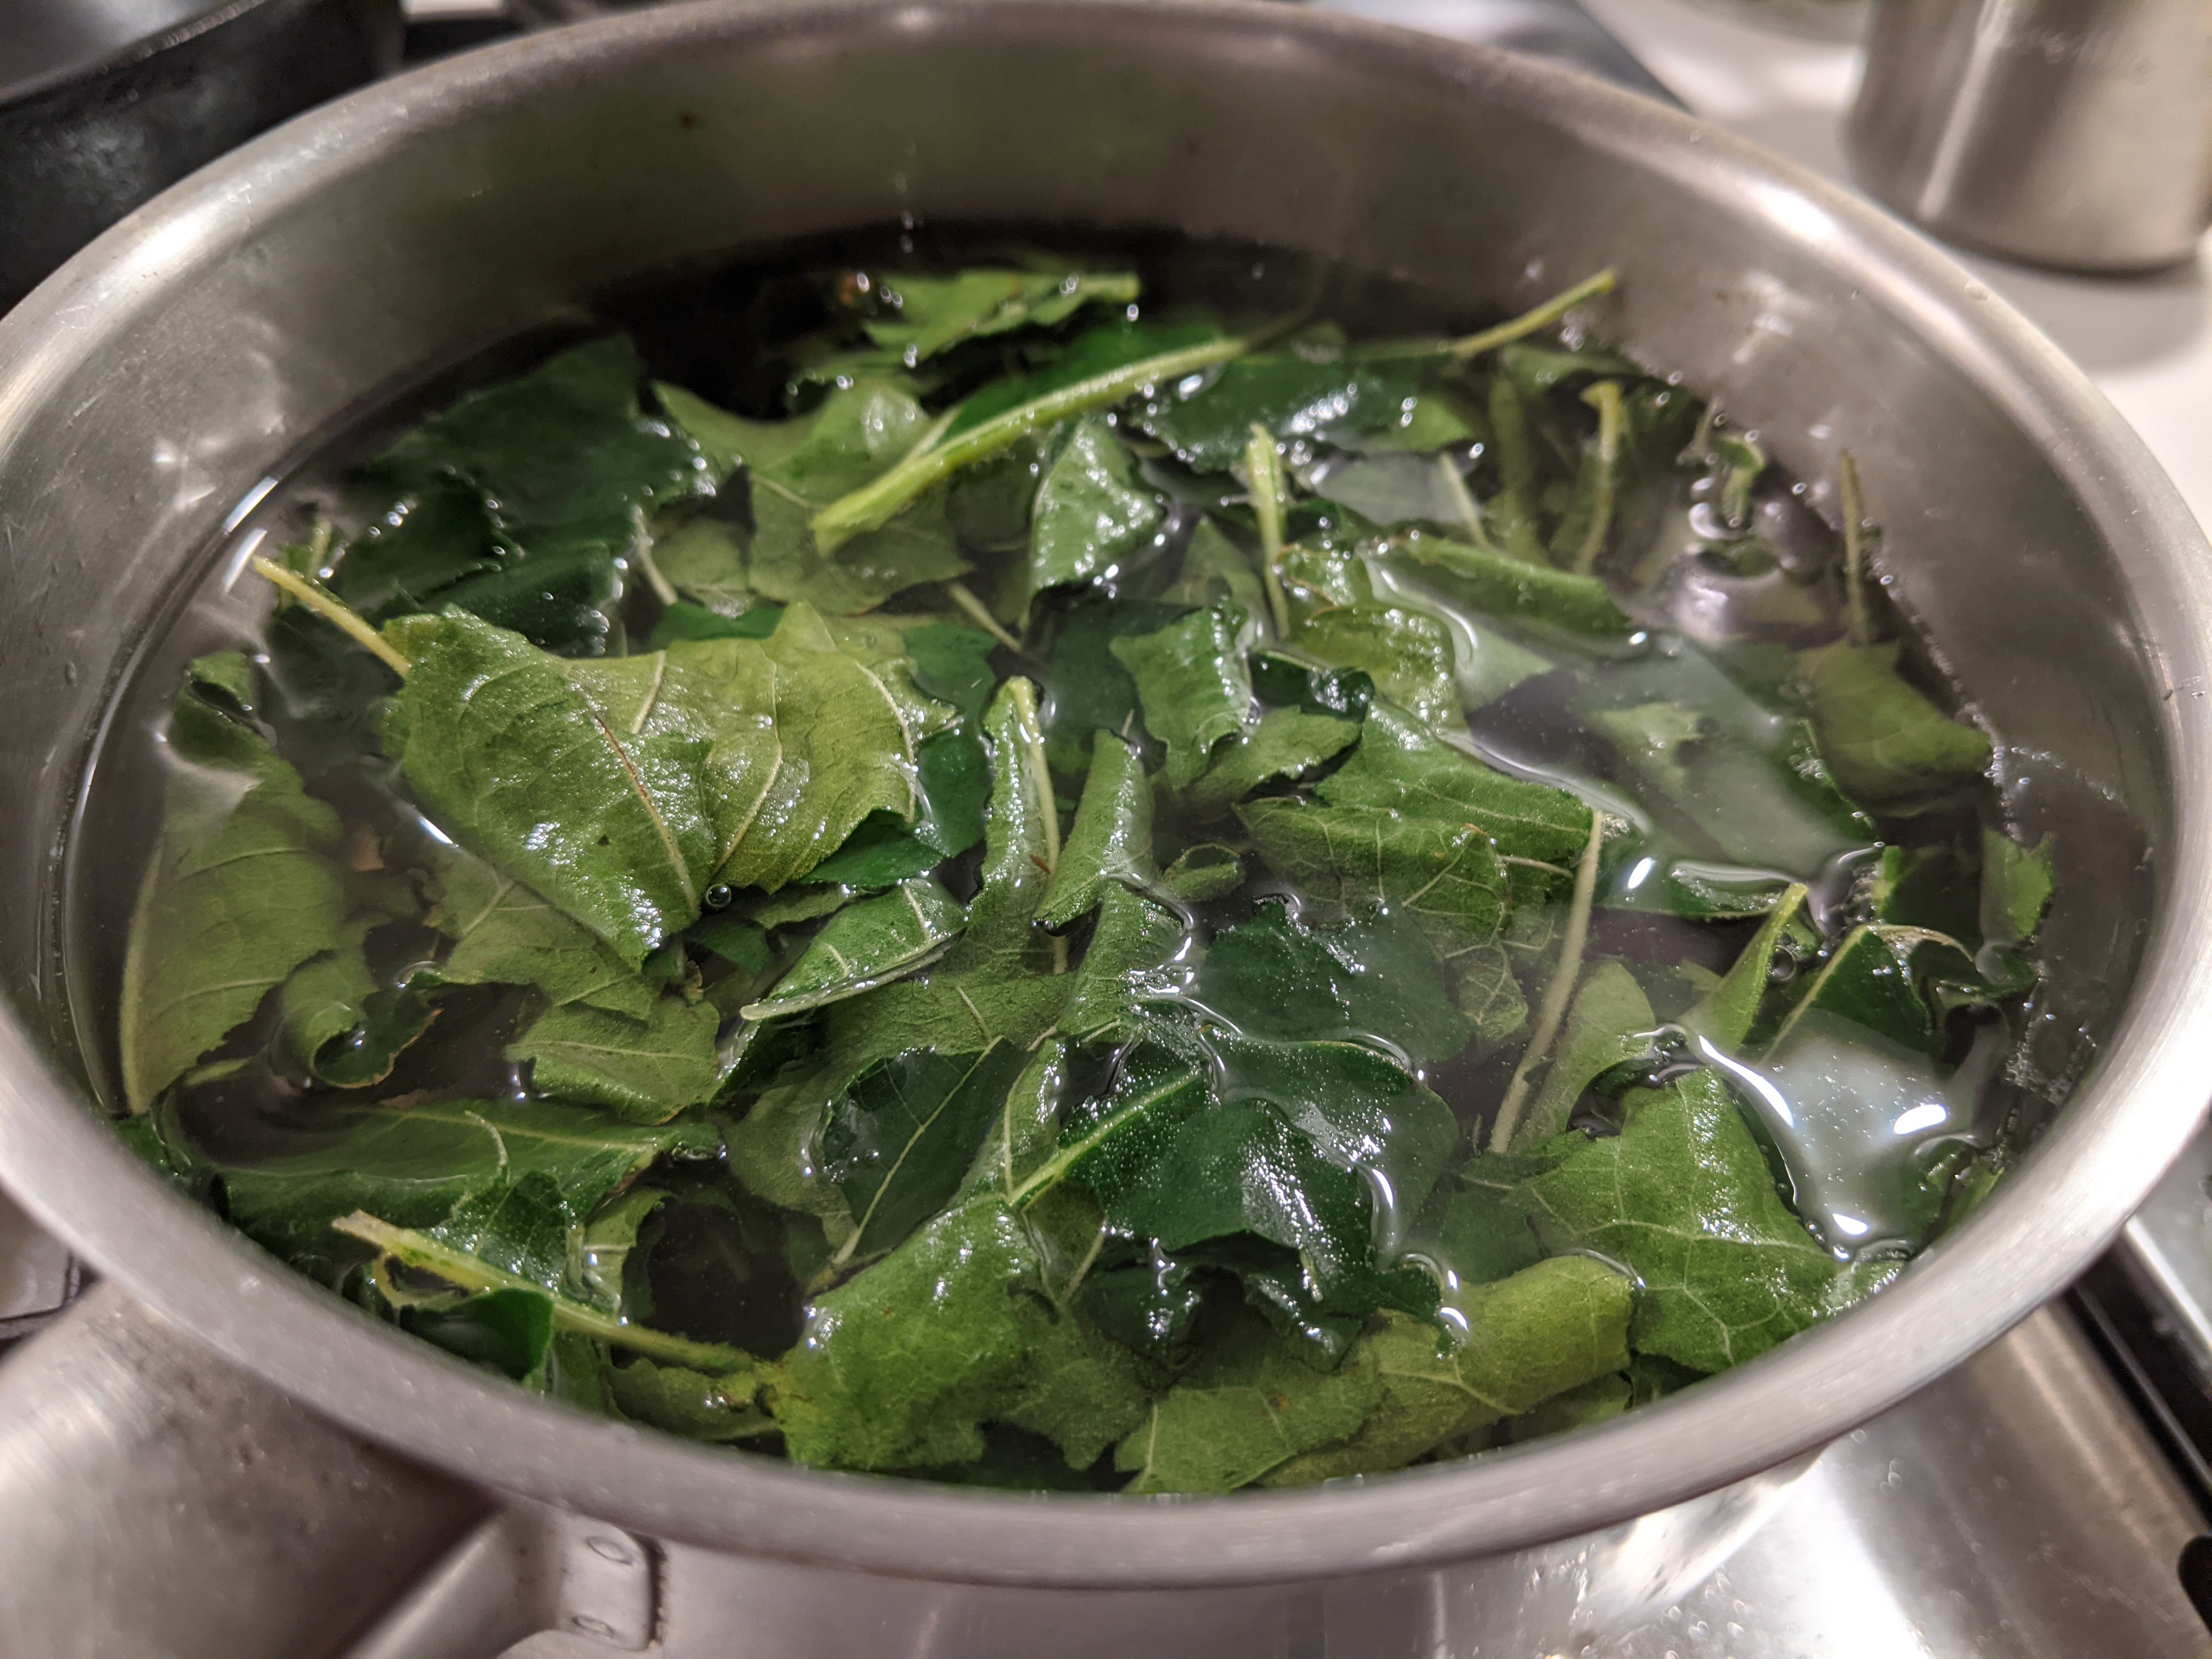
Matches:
[0,1282,499,1658]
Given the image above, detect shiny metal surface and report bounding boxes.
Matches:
[1846,0,2212,274]
[0,0,2209,1599]
[0,1284,487,1659]
[2126,1128,2212,1385]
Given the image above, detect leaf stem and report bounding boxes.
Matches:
[947,580,1025,653]
[1568,380,1624,577]
[634,535,680,609]
[250,555,410,679]
[810,337,1250,550]
[1436,454,1500,555]
[334,1211,748,1371]
[1447,268,1619,361]
[1245,424,1293,638]
[1839,450,1874,648]
[1488,810,1608,1154]
[1003,675,1070,974]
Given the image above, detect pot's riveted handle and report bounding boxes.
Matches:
[0,1282,498,1659]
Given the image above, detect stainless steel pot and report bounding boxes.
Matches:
[1,1,2209,1651]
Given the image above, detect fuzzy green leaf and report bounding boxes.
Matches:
[1132,354,1438,471]
[1039,732,1154,928]
[1506,1070,1839,1372]
[774,1196,1149,1470]
[861,268,1141,360]
[1183,707,1359,819]
[1379,531,1634,635]
[1980,829,2055,949]
[1512,960,1657,1150]
[1165,516,1268,620]
[944,679,1057,973]
[509,993,724,1122]
[1111,601,1254,787]
[1318,701,1593,864]
[742,878,964,1020]
[337,340,708,653]
[1260,1257,1633,1485]
[1022,416,1166,611]
[424,855,656,1019]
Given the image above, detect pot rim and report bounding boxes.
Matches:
[2,0,2207,1589]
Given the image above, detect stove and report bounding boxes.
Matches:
[5,3,2211,1655]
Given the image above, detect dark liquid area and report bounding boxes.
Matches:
[67,225,2089,1486]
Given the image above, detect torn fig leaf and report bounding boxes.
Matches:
[1039,731,1153,929]
[821,1041,1034,1262]
[383,602,955,964]
[120,683,351,1113]
[1111,600,1255,788]
[741,878,964,1021]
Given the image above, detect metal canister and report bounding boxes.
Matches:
[1846,0,2212,273]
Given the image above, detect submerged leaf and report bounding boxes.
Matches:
[120,687,350,1112]
[1292,603,1463,732]
[1020,416,1167,613]
[1980,829,2055,949]
[1238,798,1509,942]
[1797,643,1991,803]
[1111,601,1254,787]
[510,993,724,1122]
[1318,701,1592,864]
[1183,707,1359,819]
[1510,960,1657,1150]
[859,267,1141,360]
[1039,732,1153,928]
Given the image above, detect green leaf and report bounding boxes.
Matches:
[1039,732,1153,928]
[1510,959,1657,1149]
[946,317,1230,437]
[1796,643,1991,803]
[1113,1311,1383,1493]
[1680,883,1809,1053]
[1165,516,1268,620]
[1301,452,1471,528]
[1249,647,1375,719]
[1291,603,1463,732]
[663,379,972,614]
[1198,904,1474,1067]
[1061,886,1189,1043]
[278,918,438,1089]
[1377,531,1634,635]
[1768,923,1983,1058]
[1037,593,1188,773]
[406,1288,556,1384]
[1161,843,1245,902]
[860,267,1141,360]
[1019,416,1167,613]
[1443,938,1529,1050]
[774,1195,1149,1470]
[385,603,953,964]
[170,1096,715,1282]
[607,1354,776,1443]
[944,679,1057,973]
[337,340,707,653]
[741,878,964,1020]
[120,690,349,1112]
[509,993,724,1123]
[902,624,999,724]
[1318,700,1593,864]
[1132,354,1437,471]
[821,1041,1034,1261]
[802,725,990,889]
[424,855,657,1019]
[1410,1180,1543,1288]
[1259,1257,1633,1485]
[572,1184,667,1312]
[1237,798,1509,942]
[1981,829,2054,949]
[646,524,758,620]
[1508,1070,1839,1373]
[1111,600,1254,787]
